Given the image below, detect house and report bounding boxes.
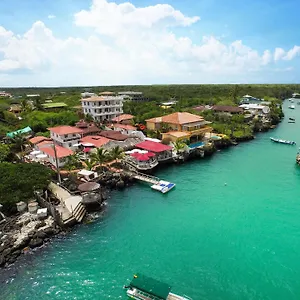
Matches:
[117,91,145,102]
[81,95,123,122]
[239,104,270,115]
[112,114,134,124]
[42,102,68,110]
[9,104,22,115]
[81,92,96,98]
[113,123,137,135]
[146,112,212,143]
[135,140,173,162]
[80,135,111,148]
[124,150,158,171]
[48,126,84,149]
[292,93,300,98]
[39,144,73,168]
[75,120,101,136]
[0,91,12,98]
[212,105,243,114]
[29,136,52,146]
[98,130,128,141]
[240,95,262,104]
[26,94,40,98]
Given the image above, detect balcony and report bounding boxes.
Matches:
[182,126,213,136]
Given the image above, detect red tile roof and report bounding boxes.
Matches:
[36,140,53,148]
[146,112,204,125]
[113,123,137,131]
[40,145,73,158]
[112,114,134,122]
[29,136,50,145]
[98,130,128,141]
[80,135,111,148]
[48,126,84,135]
[135,140,172,153]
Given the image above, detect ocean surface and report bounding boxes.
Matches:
[2,101,300,300]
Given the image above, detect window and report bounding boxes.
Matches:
[73,134,76,137]
[69,143,72,147]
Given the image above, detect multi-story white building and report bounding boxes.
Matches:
[48,126,84,149]
[81,96,123,122]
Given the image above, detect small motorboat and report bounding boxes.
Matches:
[289,105,295,109]
[270,137,296,145]
[289,117,295,123]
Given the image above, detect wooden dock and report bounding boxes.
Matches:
[131,171,160,185]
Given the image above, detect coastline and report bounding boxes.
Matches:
[0,122,279,270]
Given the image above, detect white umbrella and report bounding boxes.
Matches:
[36,154,47,159]
[73,143,82,147]
[81,143,94,147]
[30,150,41,155]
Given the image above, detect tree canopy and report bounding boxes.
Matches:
[0,162,54,213]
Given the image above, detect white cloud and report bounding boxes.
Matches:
[274,48,285,61]
[284,46,300,60]
[48,15,56,19]
[0,0,299,86]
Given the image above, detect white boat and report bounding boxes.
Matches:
[289,105,295,109]
[124,273,192,300]
[151,180,176,193]
[270,137,296,145]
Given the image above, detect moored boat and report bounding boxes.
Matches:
[151,180,176,193]
[270,137,296,145]
[124,273,192,300]
[289,105,295,109]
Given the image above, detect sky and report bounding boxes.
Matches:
[0,0,300,87]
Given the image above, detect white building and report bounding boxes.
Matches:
[39,145,73,168]
[81,96,123,122]
[81,92,96,98]
[239,104,270,115]
[48,126,84,149]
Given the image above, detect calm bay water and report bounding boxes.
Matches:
[2,101,300,300]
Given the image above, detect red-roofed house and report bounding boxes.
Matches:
[135,140,173,162]
[29,136,51,145]
[113,123,137,135]
[39,145,73,167]
[80,136,111,148]
[48,126,84,149]
[112,114,134,124]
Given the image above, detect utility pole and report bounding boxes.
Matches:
[52,140,62,184]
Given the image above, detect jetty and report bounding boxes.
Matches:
[130,171,176,193]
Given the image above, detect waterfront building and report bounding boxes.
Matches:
[239,104,270,115]
[81,95,123,122]
[135,140,173,162]
[117,91,146,102]
[0,91,12,98]
[29,136,52,147]
[146,112,212,143]
[240,94,262,104]
[48,126,84,149]
[124,149,159,171]
[292,93,300,98]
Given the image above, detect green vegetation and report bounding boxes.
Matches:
[0,162,53,213]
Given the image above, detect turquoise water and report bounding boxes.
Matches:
[2,101,300,300]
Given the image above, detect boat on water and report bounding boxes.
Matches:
[289,117,295,123]
[270,137,296,145]
[124,273,192,300]
[151,180,176,193]
[289,105,295,109]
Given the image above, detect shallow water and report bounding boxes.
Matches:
[2,101,300,300]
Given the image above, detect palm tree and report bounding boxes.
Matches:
[20,99,30,112]
[172,140,187,154]
[85,159,96,171]
[64,153,81,171]
[90,148,109,168]
[84,113,94,123]
[11,133,27,153]
[109,146,124,163]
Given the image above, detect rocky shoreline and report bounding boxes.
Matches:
[0,125,279,269]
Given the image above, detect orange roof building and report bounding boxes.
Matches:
[146,112,212,143]
[29,136,51,145]
[80,136,111,148]
[48,126,84,149]
[112,114,134,124]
